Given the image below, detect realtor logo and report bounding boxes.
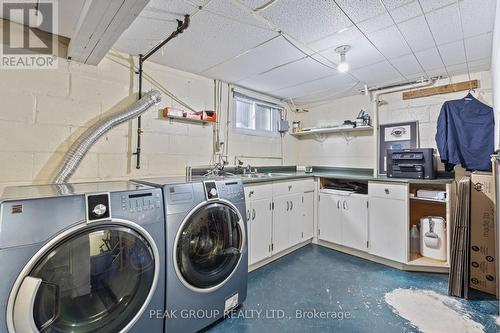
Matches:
[1,0,58,69]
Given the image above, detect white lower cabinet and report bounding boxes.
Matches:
[247,198,273,265]
[318,191,368,252]
[368,182,408,263]
[245,179,315,267]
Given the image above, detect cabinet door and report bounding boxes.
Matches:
[368,197,407,263]
[318,193,342,244]
[288,193,304,247]
[272,194,293,254]
[342,194,368,252]
[301,191,315,240]
[248,198,273,265]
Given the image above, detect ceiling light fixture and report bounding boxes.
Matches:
[335,45,351,73]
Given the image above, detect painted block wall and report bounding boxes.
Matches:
[0,20,295,194]
[293,71,493,170]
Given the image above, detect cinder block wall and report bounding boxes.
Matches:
[292,71,492,169]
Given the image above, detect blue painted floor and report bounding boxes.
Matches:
[207,244,499,333]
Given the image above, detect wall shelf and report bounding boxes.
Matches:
[290,125,373,137]
[162,114,215,125]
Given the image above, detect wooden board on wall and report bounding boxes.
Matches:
[403,80,479,100]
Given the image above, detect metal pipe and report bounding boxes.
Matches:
[52,90,161,184]
[134,15,190,169]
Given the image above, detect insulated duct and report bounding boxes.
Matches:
[52,90,161,184]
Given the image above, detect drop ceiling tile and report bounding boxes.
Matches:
[390,54,424,76]
[357,13,394,34]
[418,0,455,12]
[367,25,411,59]
[350,61,404,84]
[258,0,352,43]
[202,0,273,30]
[469,57,491,72]
[238,57,337,92]
[414,47,444,71]
[459,0,496,38]
[388,1,422,23]
[335,0,386,23]
[319,36,385,70]
[397,16,436,51]
[446,62,469,76]
[238,0,274,10]
[381,0,415,10]
[465,33,493,61]
[118,6,277,73]
[424,3,462,44]
[307,27,360,52]
[438,41,466,66]
[273,74,357,99]
[202,36,304,82]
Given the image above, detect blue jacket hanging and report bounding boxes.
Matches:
[435,93,494,172]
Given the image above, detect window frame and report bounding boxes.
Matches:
[233,93,282,137]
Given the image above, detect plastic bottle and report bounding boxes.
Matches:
[410,225,420,261]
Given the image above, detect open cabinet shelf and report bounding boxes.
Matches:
[407,183,453,269]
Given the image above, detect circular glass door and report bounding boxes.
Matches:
[175,201,244,291]
[11,224,157,333]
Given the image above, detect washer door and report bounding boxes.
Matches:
[9,222,158,333]
[175,201,244,291]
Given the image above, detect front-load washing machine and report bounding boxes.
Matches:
[0,181,165,333]
[134,177,248,333]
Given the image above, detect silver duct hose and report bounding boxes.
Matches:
[52,90,162,184]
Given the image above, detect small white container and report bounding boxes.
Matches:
[420,216,447,261]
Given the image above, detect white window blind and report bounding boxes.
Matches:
[233,93,282,136]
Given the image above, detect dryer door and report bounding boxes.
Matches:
[8,221,159,333]
[175,200,245,292]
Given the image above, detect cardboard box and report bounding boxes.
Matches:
[470,172,497,297]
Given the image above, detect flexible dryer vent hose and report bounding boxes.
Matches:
[52,90,162,184]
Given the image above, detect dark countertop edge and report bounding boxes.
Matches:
[242,172,454,185]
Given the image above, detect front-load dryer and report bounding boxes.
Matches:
[0,181,165,333]
[134,177,248,333]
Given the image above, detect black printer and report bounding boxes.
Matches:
[387,148,436,179]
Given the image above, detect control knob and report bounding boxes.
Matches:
[93,204,107,217]
[210,188,217,196]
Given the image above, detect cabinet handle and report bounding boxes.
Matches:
[343,200,348,210]
[384,188,390,195]
[288,185,292,191]
[290,201,293,210]
[337,200,341,209]
[252,208,256,220]
[247,209,250,221]
[286,201,290,211]
[249,190,254,198]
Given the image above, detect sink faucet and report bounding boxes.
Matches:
[243,164,257,174]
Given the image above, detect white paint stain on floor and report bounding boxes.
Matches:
[495,315,500,326]
[384,288,484,333]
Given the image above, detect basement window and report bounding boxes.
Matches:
[233,93,282,136]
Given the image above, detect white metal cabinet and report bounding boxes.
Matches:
[318,192,342,244]
[319,191,368,251]
[247,198,273,265]
[341,194,368,251]
[272,193,300,254]
[368,182,408,263]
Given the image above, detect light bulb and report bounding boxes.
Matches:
[338,61,349,73]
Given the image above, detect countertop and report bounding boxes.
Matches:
[239,170,454,185]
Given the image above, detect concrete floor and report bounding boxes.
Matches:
[207,244,499,333]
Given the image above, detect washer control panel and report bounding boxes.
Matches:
[217,180,244,201]
[119,191,162,213]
